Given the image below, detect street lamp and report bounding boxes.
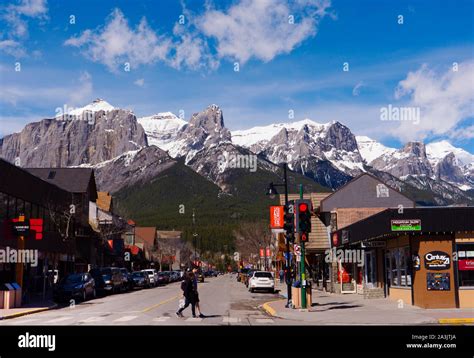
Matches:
[266,163,292,307]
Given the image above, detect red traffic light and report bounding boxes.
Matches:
[298,203,308,212]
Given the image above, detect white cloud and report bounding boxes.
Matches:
[0,0,48,56]
[196,0,332,64]
[393,61,474,141]
[65,9,171,72]
[134,78,145,87]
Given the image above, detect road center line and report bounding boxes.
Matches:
[141,294,181,313]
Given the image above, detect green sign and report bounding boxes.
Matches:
[391,219,421,231]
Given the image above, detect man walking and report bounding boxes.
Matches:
[176,271,197,318]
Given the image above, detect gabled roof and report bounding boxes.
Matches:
[26,168,97,199]
[156,230,182,239]
[135,227,157,247]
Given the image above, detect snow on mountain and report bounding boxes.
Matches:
[231,119,327,148]
[66,98,116,116]
[426,140,474,167]
[138,112,187,151]
[356,136,396,164]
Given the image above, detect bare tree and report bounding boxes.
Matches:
[233,221,272,265]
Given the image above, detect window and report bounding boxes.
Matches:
[386,247,412,287]
[457,244,474,287]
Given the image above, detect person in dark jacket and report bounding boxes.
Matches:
[176,272,197,318]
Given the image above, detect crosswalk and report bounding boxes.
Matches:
[8,314,274,325]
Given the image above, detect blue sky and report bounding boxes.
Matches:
[0,0,473,152]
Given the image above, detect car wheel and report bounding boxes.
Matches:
[250,288,254,293]
[82,290,87,302]
[92,288,96,298]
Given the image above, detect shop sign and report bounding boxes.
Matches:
[458,259,474,271]
[427,272,450,291]
[391,219,421,231]
[270,206,284,229]
[342,230,349,244]
[11,221,30,236]
[363,241,386,248]
[259,248,264,258]
[424,251,451,270]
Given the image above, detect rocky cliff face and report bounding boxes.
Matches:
[0,107,147,168]
[370,142,434,178]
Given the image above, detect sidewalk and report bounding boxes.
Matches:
[0,296,57,320]
[265,286,474,325]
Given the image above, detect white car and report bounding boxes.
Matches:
[248,271,275,293]
[143,269,158,287]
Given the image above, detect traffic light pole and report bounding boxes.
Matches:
[283,163,292,308]
[299,185,307,309]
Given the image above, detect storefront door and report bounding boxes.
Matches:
[364,250,377,288]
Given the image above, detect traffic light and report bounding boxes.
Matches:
[295,199,312,235]
[283,202,295,242]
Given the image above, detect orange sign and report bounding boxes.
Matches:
[270,206,284,228]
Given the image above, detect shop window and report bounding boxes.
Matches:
[0,192,7,220]
[386,247,412,288]
[457,244,474,287]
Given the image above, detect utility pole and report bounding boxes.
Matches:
[299,184,307,309]
[283,164,292,307]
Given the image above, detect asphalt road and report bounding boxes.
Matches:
[0,274,287,326]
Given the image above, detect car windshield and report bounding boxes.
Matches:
[62,274,83,284]
[255,272,273,278]
[132,272,144,277]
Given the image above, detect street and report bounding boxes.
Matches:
[0,274,288,326]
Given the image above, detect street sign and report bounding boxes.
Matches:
[270,206,284,228]
[293,244,301,256]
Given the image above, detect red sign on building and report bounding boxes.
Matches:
[458,259,474,271]
[259,248,264,258]
[269,206,284,229]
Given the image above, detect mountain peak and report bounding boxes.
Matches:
[68,99,116,116]
[402,141,427,157]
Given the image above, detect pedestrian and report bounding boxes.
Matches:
[279,268,284,284]
[176,271,197,318]
[192,268,205,318]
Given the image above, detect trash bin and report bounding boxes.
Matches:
[291,286,301,308]
[11,282,22,307]
[306,282,312,307]
[3,283,15,309]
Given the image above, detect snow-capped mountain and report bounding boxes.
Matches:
[1,98,473,204]
[232,119,364,188]
[138,112,186,151]
[356,136,396,164]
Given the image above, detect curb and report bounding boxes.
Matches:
[438,318,474,325]
[0,303,58,320]
[261,299,284,317]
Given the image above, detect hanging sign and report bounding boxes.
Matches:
[424,251,451,270]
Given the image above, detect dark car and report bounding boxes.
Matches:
[208,270,218,277]
[120,268,134,291]
[54,273,96,302]
[131,271,150,289]
[156,272,169,285]
[90,267,123,295]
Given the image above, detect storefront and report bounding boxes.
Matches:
[333,207,474,309]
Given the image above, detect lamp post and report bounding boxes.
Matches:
[266,163,292,307]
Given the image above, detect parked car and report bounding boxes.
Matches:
[54,273,96,302]
[208,270,218,277]
[90,267,123,294]
[156,272,169,285]
[132,271,150,289]
[143,269,158,287]
[169,271,180,282]
[120,268,134,291]
[248,271,275,293]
